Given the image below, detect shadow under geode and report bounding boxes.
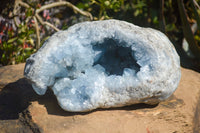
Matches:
[0,77,185,119]
[38,92,159,116]
[43,94,184,116]
[0,78,162,119]
[35,84,160,116]
[0,78,38,120]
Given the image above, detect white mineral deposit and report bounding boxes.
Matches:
[24,19,181,112]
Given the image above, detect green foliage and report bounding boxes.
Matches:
[77,0,124,19]
[1,0,200,65]
[132,0,147,17]
[0,19,36,65]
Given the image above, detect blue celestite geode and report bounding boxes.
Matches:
[24,19,181,112]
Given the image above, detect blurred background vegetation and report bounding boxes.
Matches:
[0,0,200,71]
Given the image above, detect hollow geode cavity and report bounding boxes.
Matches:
[24,19,181,112]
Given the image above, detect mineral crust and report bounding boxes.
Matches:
[24,20,181,112]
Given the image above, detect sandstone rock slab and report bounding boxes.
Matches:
[26,67,200,133]
[0,64,200,132]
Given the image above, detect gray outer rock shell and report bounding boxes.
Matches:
[24,19,181,112]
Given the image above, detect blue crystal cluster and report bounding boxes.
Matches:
[24,20,181,112]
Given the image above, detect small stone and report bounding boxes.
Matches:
[24,19,181,112]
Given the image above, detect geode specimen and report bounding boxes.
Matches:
[24,19,181,112]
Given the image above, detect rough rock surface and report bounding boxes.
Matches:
[0,63,24,88]
[0,63,200,133]
[24,19,181,112]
